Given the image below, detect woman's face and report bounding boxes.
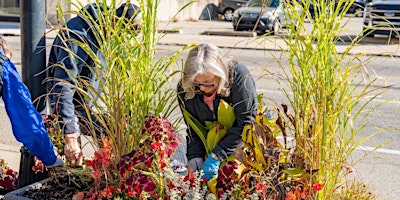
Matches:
[194,74,219,97]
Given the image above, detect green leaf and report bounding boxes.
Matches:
[206,123,228,151]
[181,107,210,154]
[283,168,310,180]
[217,100,235,128]
[205,121,216,130]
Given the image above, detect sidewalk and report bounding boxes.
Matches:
[0,18,399,193]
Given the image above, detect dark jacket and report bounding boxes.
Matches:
[178,62,257,161]
[46,3,105,136]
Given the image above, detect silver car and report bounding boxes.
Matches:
[217,0,249,21]
[232,0,301,34]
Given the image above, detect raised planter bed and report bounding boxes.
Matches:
[3,178,50,200]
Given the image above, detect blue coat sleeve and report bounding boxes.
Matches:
[2,59,57,166]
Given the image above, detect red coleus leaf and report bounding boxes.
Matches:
[150,142,161,150]
[167,180,176,189]
[160,161,166,170]
[86,160,93,167]
[0,177,14,190]
[159,150,165,160]
[120,168,127,178]
[133,184,141,195]
[221,165,234,176]
[143,181,157,194]
[144,157,154,168]
[126,187,134,197]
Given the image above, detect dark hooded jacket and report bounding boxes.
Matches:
[46,3,106,136]
[177,62,257,161]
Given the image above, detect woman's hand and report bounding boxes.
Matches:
[64,133,83,167]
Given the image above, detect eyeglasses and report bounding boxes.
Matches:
[193,83,215,88]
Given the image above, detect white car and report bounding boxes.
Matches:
[363,0,400,38]
[232,0,302,35]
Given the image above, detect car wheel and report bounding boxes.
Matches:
[354,7,364,17]
[224,9,234,21]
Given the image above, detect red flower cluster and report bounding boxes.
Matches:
[117,116,181,198]
[165,168,201,198]
[91,185,121,199]
[311,182,323,191]
[31,157,45,172]
[142,115,181,158]
[120,171,157,197]
[285,182,323,200]
[86,139,115,191]
[0,159,18,194]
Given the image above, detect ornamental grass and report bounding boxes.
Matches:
[22,0,384,199]
[264,0,385,199]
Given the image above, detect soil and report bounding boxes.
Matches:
[23,168,93,200]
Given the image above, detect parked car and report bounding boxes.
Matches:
[232,0,301,35]
[363,0,400,37]
[348,0,367,17]
[217,0,249,21]
[306,0,366,19]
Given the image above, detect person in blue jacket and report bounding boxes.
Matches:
[177,43,258,180]
[0,36,63,168]
[46,2,140,166]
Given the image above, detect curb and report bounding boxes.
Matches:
[157,41,400,58]
[158,29,183,34]
[201,31,257,37]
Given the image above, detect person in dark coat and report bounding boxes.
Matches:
[46,2,140,166]
[0,36,63,168]
[177,43,258,180]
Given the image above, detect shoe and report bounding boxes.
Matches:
[46,157,64,168]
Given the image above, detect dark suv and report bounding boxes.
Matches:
[363,0,400,37]
[217,0,249,21]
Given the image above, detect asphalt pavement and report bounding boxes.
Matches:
[0,18,399,199]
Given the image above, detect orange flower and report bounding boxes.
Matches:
[285,192,296,200]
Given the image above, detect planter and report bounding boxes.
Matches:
[3,178,50,200]
[2,147,50,200]
[17,147,49,188]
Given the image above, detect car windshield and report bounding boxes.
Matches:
[245,0,280,7]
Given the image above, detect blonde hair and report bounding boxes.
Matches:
[0,36,12,59]
[182,43,234,99]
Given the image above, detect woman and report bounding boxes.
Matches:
[177,43,257,180]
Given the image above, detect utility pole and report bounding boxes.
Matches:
[20,0,47,112]
[18,0,49,188]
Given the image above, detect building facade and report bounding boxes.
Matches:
[0,0,218,23]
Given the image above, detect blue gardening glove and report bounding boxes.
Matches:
[202,154,221,180]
